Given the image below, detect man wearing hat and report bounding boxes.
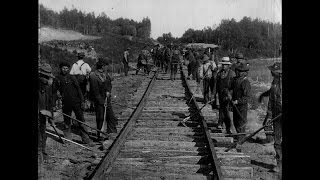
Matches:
[123,48,130,76]
[89,60,118,140]
[70,52,92,96]
[170,45,180,80]
[228,62,251,139]
[38,63,55,164]
[258,62,282,174]
[53,62,94,146]
[216,57,236,133]
[230,53,246,72]
[199,54,217,103]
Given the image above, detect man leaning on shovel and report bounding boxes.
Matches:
[89,59,118,141]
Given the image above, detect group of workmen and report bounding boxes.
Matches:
[181,46,282,173]
[38,52,118,165]
[39,44,282,174]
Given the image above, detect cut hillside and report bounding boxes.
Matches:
[39,27,101,43]
[39,27,156,75]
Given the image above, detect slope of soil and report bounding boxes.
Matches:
[39,27,101,43]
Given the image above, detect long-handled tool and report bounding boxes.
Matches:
[101,97,108,133]
[45,131,93,151]
[48,117,64,144]
[224,113,282,152]
[55,111,108,136]
[181,99,215,127]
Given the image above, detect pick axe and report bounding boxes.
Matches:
[224,113,282,152]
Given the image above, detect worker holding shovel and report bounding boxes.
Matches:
[89,60,118,141]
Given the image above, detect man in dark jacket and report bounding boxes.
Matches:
[89,60,118,140]
[53,62,93,146]
[136,50,146,75]
[123,48,130,76]
[38,63,55,164]
[229,63,251,139]
[216,57,236,134]
[259,62,282,174]
[170,46,180,80]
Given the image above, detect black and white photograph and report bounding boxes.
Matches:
[38,0,282,179]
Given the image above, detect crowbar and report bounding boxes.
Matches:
[181,99,215,127]
[55,111,108,136]
[45,131,93,151]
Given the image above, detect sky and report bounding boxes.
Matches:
[39,0,282,39]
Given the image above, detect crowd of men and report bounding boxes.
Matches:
[38,52,118,165]
[39,43,282,174]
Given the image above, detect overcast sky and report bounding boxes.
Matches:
[39,0,282,39]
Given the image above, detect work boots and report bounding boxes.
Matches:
[81,133,94,147]
[63,125,72,139]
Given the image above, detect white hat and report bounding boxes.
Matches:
[221,57,232,65]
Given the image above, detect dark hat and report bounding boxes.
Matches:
[39,63,55,78]
[235,53,244,59]
[268,62,282,73]
[126,47,131,50]
[235,63,249,72]
[77,52,85,58]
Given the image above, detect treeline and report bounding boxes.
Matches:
[39,4,151,38]
[157,17,282,59]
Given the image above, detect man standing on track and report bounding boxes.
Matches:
[123,48,130,76]
[170,45,180,80]
[89,60,118,140]
[216,57,236,134]
[38,63,55,164]
[229,63,251,140]
[199,54,216,103]
[70,52,91,96]
[258,62,282,174]
[53,62,94,146]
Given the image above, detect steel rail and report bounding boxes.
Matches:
[88,70,158,180]
[180,66,224,180]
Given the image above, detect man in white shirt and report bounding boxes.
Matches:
[70,52,92,96]
[199,54,217,103]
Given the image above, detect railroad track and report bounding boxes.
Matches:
[87,64,253,180]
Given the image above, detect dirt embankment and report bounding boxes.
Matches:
[39,27,101,43]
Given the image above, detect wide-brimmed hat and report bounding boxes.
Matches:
[39,63,55,78]
[268,62,282,73]
[77,52,85,58]
[221,57,232,65]
[235,63,249,72]
[235,53,244,59]
[202,54,210,62]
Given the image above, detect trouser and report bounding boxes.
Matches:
[62,103,91,143]
[210,74,217,100]
[136,62,143,75]
[94,99,118,137]
[38,114,47,162]
[218,100,232,133]
[170,63,178,79]
[193,68,200,82]
[202,77,211,103]
[123,62,129,76]
[273,114,282,165]
[233,104,248,136]
[144,64,150,74]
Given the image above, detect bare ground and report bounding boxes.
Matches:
[38,72,148,180]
